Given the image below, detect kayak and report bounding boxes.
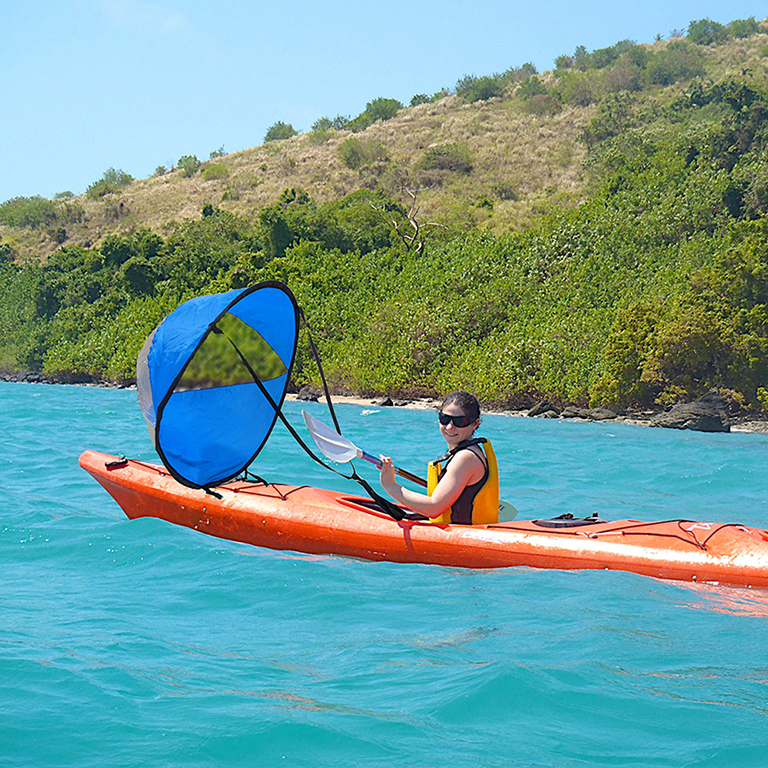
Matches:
[80,450,768,588]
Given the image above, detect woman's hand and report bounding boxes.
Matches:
[379,455,397,492]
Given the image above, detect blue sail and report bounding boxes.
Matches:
[136,282,299,488]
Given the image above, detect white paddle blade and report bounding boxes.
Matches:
[302,411,360,464]
[499,499,518,522]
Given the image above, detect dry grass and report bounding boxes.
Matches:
[5,26,768,262]
[1,93,593,261]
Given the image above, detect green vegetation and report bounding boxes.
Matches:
[3,16,768,414]
[0,196,83,236]
[419,143,472,174]
[345,98,403,132]
[86,168,134,198]
[455,63,538,103]
[264,121,298,142]
[338,137,388,169]
[202,163,230,181]
[177,155,200,177]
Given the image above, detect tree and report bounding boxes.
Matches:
[264,121,298,142]
[365,97,402,122]
[86,168,133,198]
[455,75,503,102]
[177,155,200,177]
[688,18,729,46]
[369,188,446,253]
[728,17,759,39]
[345,98,403,132]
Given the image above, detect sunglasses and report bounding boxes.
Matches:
[438,412,474,428]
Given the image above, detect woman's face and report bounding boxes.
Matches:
[439,402,480,447]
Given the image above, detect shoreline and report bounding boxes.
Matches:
[3,373,767,434]
[285,394,768,435]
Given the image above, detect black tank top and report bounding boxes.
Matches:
[437,443,490,525]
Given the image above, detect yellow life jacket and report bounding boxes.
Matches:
[427,438,499,525]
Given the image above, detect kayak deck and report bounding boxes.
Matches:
[79,450,768,588]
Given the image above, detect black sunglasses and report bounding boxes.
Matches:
[438,412,474,428]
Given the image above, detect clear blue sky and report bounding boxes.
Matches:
[2,0,765,203]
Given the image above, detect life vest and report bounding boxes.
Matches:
[427,438,499,525]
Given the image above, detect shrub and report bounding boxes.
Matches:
[580,92,634,148]
[154,166,168,176]
[592,303,658,406]
[641,302,734,401]
[643,41,705,85]
[503,62,538,83]
[86,168,133,198]
[346,98,402,132]
[604,62,644,93]
[517,77,548,99]
[410,94,430,106]
[53,191,74,199]
[202,163,229,181]
[177,155,200,177]
[688,18,729,46]
[209,146,226,159]
[523,94,562,116]
[420,143,472,174]
[338,137,388,170]
[365,97,402,122]
[554,71,600,106]
[561,40,638,72]
[492,182,518,201]
[456,74,504,102]
[264,121,298,142]
[728,17,759,38]
[310,115,348,143]
[0,196,58,229]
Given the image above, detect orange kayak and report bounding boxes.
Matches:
[80,450,768,588]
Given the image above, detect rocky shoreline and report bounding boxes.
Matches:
[4,371,768,434]
[291,386,768,435]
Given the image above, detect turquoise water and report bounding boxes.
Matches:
[3,381,768,767]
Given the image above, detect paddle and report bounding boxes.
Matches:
[302,410,518,520]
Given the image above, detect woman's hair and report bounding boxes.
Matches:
[441,391,481,422]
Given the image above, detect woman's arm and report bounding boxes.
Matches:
[379,450,485,518]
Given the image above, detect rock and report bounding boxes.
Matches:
[650,396,730,433]
[377,396,394,407]
[538,410,560,418]
[588,407,618,421]
[528,400,561,417]
[297,385,320,402]
[561,406,591,419]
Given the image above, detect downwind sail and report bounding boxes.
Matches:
[136,281,299,488]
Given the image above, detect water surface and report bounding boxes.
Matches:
[2,382,768,767]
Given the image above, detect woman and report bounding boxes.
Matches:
[379,391,499,525]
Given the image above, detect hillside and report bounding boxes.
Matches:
[2,22,768,261]
[3,17,768,415]
[1,99,594,263]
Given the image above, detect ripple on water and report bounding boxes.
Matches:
[3,382,768,767]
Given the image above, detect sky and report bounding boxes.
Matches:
[2,0,766,203]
